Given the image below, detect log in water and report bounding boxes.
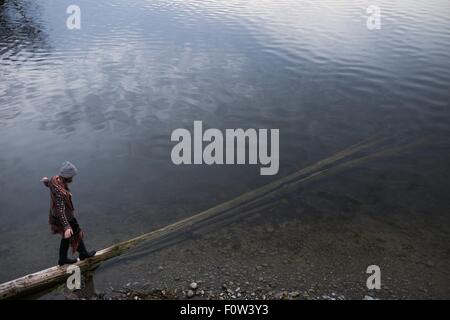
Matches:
[0,134,425,299]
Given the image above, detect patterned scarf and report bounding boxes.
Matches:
[49,176,74,211]
[48,176,83,253]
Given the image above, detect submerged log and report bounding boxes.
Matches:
[0,134,424,299]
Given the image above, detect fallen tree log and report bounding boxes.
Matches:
[0,134,424,299]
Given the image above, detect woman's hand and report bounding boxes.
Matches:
[40,177,50,186]
[64,228,73,239]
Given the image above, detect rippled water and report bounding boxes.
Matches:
[1,0,450,283]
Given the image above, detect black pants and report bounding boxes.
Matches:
[68,217,81,235]
[59,218,87,258]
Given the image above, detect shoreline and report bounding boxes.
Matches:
[45,193,449,300]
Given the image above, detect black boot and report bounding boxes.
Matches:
[58,238,78,266]
[77,239,96,261]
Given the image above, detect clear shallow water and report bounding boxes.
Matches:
[0,0,450,283]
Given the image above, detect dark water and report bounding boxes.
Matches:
[1,0,450,285]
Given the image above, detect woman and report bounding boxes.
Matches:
[41,161,96,266]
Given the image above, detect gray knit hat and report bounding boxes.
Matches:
[59,161,78,178]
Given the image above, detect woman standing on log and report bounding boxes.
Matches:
[41,161,96,266]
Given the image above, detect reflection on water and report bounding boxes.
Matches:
[0,0,450,284]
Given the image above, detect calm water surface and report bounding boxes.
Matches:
[1,0,450,283]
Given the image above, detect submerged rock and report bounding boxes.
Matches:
[190,282,198,290]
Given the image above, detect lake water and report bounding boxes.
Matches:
[1,0,449,287]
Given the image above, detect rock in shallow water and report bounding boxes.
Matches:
[190,282,198,290]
